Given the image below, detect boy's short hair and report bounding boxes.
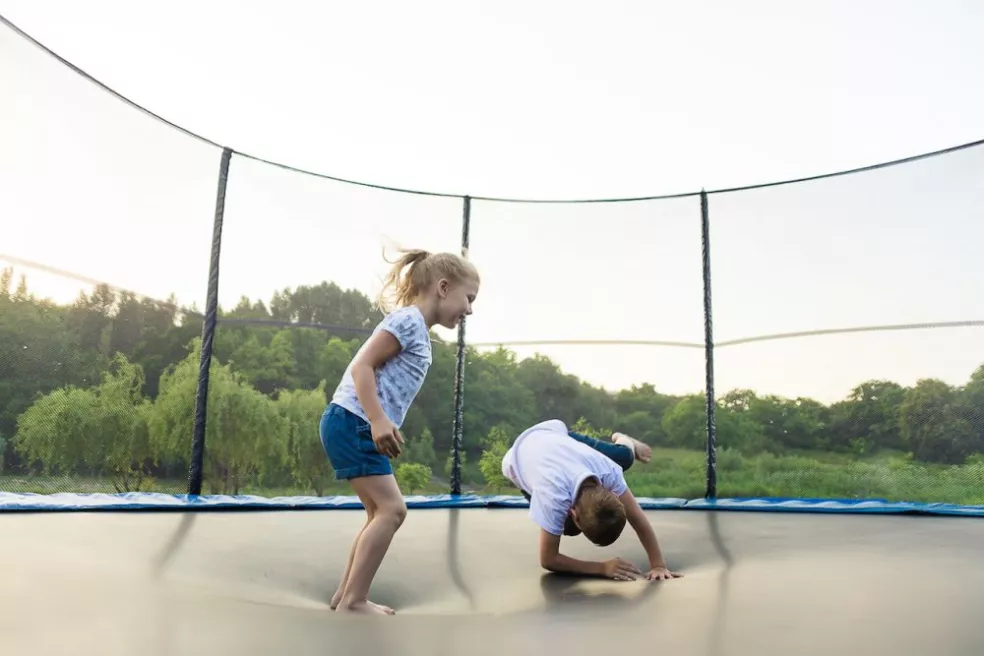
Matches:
[576,487,626,546]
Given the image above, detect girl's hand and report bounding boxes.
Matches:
[370,418,404,458]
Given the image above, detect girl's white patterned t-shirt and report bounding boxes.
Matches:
[331,305,432,427]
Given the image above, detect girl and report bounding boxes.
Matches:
[320,248,480,616]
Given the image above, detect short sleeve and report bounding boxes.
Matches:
[603,462,629,497]
[377,308,422,350]
[528,486,569,536]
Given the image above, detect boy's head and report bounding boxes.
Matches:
[569,480,626,547]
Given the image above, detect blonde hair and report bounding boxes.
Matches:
[377,248,479,313]
[576,485,627,547]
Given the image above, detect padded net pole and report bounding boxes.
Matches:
[187,147,232,496]
[701,190,718,499]
[449,195,471,496]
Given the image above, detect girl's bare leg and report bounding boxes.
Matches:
[330,493,394,614]
[335,474,407,616]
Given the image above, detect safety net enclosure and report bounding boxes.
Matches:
[1,14,984,513]
[4,12,984,655]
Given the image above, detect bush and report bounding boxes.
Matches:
[396,462,431,494]
[479,440,511,492]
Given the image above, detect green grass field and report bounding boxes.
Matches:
[4,447,984,506]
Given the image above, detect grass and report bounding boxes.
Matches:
[3,448,984,506]
[622,447,984,505]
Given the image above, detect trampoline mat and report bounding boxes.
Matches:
[2,507,983,655]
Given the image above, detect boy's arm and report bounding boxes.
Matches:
[618,489,682,579]
[538,530,640,579]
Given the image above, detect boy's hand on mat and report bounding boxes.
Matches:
[603,557,642,581]
[645,566,682,582]
[371,418,404,458]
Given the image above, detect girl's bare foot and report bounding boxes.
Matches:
[331,591,394,615]
[612,432,652,463]
[336,599,396,615]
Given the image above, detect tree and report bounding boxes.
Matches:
[13,353,154,491]
[396,462,431,494]
[899,379,977,464]
[404,427,437,469]
[6,264,984,501]
[830,380,906,452]
[276,384,333,496]
[662,394,708,450]
[147,340,289,494]
[614,384,677,444]
[478,439,511,492]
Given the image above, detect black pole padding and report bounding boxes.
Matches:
[449,196,471,496]
[187,147,232,496]
[701,190,718,499]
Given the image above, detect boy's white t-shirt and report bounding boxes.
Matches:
[501,419,629,536]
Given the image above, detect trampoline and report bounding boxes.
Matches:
[3,495,984,656]
[4,12,984,656]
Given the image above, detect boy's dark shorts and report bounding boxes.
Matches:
[319,403,393,480]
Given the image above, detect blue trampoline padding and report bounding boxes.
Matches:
[687,497,984,516]
[0,491,685,512]
[0,492,983,515]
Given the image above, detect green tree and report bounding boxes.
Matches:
[404,427,437,469]
[0,275,104,468]
[899,379,978,464]
[147,341,289,494]
[662,394,708,450]
[13,353,154,491]
[396,462,431,494]
[276,383,333,495]
[478,439,511,492]
[829,380,906,452]
[615,383,678,444]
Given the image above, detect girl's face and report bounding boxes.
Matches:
[436,277,479,329]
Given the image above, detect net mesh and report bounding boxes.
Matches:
[465,197,708,497]
[204,155,462,496]
[708,143,984,504]
[0,25,219,494]
[3,19,984,504]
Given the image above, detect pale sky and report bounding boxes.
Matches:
[2,0,983,403]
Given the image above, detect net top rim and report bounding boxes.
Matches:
[3,13,983,204]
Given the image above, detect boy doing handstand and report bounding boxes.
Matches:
[501,419,682,582]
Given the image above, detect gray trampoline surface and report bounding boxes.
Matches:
[2,508,984,656]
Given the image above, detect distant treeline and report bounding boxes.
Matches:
[2,267,982,495]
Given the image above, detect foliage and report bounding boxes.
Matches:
[3,267,984,501]
[395,462,431,494]
[276,384,333,496]
[478,438,511,492]
[14,353,154,492]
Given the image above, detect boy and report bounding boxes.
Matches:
[501,419,681,582]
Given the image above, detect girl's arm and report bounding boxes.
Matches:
[350,331,404,457]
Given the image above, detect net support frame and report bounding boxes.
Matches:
[449,196,472,496]
[187,147,232,496]
[701,190,718,499]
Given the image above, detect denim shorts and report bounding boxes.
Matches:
[319,403,393,480]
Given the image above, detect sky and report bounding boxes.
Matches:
[1,0,984,403]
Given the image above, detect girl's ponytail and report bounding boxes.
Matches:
[377,248,431,312]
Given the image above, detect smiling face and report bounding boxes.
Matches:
[436,276,479,329]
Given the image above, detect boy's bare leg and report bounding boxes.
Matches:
[612,432,652,463]
[335,474,407,616]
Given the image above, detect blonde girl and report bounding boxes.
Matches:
[320,248,480,615]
